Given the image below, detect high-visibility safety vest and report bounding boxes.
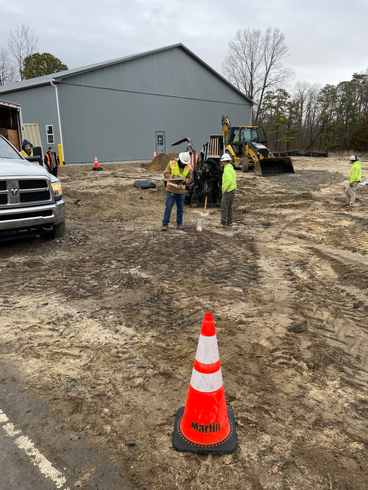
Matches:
[167,160,190,190]
[222,163,237,193]
[21,150,33,157]
[349,161,361,184]
[45,153,59,168]
[21,149,42,166]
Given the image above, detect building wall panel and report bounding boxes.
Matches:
[63,47,249,108]
[59,82,251,163]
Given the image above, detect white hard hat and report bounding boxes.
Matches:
[349,155,357,161]
[179,152,191,165]
[221,153,232,162]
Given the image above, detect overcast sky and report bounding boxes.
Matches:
[1,0,368,90]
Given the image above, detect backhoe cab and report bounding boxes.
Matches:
[222,115,294,175]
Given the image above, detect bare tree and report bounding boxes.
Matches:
[7,23,40,81]
[292,81,321,148]
[0,48,16,86]
[222,27,294,122]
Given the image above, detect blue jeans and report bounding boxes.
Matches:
[162,192,185,226]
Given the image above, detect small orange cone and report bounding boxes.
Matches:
[153,150,157,159]
[92,155,103,171]
[173,313,237,454]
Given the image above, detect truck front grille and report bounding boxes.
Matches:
[20,190,50,203]
[19,180,48,190]
[0,178,51,206]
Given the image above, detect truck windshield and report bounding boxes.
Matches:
[0,136,22,159]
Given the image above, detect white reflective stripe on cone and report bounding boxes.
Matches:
[190,367,223,393]
[195,334,220,365]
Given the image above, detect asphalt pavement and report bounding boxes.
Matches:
[0,361,131,490]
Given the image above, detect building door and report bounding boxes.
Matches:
[156,131,166,155]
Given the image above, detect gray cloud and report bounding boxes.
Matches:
[1,0,367,89]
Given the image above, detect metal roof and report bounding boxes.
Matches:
[0,44,253,105]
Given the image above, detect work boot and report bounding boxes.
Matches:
[177,225,183,230]
[162,225,168,231]
[216,224,226,228]
[227,223,233,227]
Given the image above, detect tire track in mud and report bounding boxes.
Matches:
[258,219,368,393]
[291,247,368,392]
[241,199,368,393]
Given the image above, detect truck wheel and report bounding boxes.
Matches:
[40,222,65,240]
[242,158,249,172]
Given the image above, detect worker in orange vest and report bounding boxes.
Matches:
[44,147,60,177]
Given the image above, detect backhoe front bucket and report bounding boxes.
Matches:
[254,157,294,176]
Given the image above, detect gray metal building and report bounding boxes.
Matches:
[0,44,253,163]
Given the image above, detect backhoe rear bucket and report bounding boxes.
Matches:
[254,157,294,176]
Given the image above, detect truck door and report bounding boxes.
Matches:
[156,131,166,155]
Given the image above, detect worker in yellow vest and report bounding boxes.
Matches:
[216,153,237,228]
[21,139,43,166]
[346,155,361,206]
[162,152,192,231]
[21,139,34,158]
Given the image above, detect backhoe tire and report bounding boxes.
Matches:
[242,158,249,172]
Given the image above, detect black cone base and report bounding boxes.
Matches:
[173,406,237,454]
[92,167,103,171]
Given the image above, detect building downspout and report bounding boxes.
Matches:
[50,79,65,162]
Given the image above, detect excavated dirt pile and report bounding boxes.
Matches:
[1,155,368,489]
[145,151,178,171]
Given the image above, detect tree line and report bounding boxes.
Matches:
[223,28,368,153]
[0,23,67,85]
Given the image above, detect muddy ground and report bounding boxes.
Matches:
[1,156,368,489]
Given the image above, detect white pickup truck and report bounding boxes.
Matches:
[0,134,65,241]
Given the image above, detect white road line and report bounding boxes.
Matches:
[0,410,9,423]
[0,408,70,490]
[2,422,21,437]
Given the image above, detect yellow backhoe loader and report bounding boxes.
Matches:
[222,116,294,175]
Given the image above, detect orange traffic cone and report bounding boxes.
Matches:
[173,313,237,454]
[92,155,103,171]
[153,150,157,159]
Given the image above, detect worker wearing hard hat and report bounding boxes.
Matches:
[162,152,192,231]
[346,155,361,206]
[217,153,237,228]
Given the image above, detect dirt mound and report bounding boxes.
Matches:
[145,152,178,171]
